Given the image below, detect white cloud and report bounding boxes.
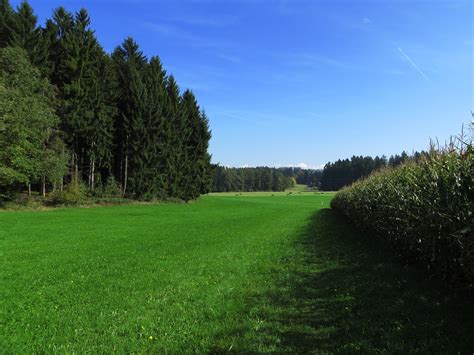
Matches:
[283,163,325,170]
[363,17,372,24]
[220,163,324,170]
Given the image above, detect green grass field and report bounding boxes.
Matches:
[207,184,319,197]
[1,194,473,352]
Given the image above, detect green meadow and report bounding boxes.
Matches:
[1,194,473,353]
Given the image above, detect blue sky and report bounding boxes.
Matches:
[15,0,473,168]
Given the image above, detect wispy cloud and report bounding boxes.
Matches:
[284,52,403,76]
[217,53,241,63]
[166,15,238,27]
[362,17,372,24]
[280,52,357,71]
[143,22,194,40]
[397,47,430,81]
[143,22,232,49]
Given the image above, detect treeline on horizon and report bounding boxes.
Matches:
[212,151,424,193]
[0,1,212,203]
[319,151,426,191]
[211,166,322,192]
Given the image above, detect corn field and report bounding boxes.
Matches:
[331,127,474,286]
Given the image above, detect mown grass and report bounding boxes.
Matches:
[1,194,331,352]
[1,194,473,352]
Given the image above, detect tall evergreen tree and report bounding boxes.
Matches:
[164,75,185,198]
[197,110,213,194]
[180,90,201,200]
[10,1,40,62]
[139,56,168,198]
[43,8,116,188]
[112,37,147,197]
[84,52,117,189]
[178,92,212,200]
[0,0,15,48]
[124,55,168,199]
[42,7,74,86]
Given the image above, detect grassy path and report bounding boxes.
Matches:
[1,194,473,352]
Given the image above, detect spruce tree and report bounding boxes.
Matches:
[164,75,186,198]
[10,1,40,63]
[196,110,212,194]
[180,90,201,200]
[44,7,74,86]
[140,56,168,198]
[45,9,116,188]
[112,37,147,197]
[177,92,212,200]
[85,51,117,189]
[0,0,15,48]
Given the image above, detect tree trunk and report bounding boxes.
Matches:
[119,159,123,187]
[28,183,31,197]
[91,159,95,190]
[88,156,92,188]
[88,159,91,187]
[72,151,79,186]
[42,176,46,198]
[80,147,85,178]
[71,151,75,181]
[123,154,128,197]
[75,154,79,187]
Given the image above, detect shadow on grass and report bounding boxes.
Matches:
[263,209,474,353]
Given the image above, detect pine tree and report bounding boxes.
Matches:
[85,51,117,189]
[180,90,201,200]
[112,37,147,197]
[10,1,40,63]
[43,7,74,86]
[0,0,15,48]
[140,56,168,198]
[196,110,212,194]
[164,75,184,198]
[46,9,116,189]
[178,91,213,200]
